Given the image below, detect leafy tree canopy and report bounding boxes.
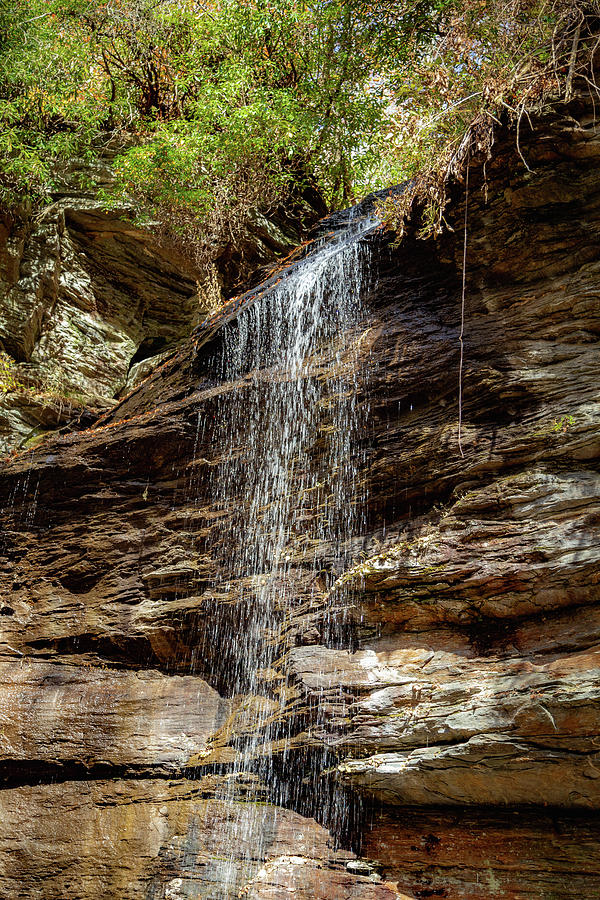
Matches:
[0,0,594,261]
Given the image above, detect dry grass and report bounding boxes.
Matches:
[377,1,600,239]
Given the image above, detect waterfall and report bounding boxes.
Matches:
[194,213,375,894]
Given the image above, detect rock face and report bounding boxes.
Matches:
[0,780,401,900]
[1,94,600,898]
[0,197,205,453]
[0,160,319,455]
[0,661,228,776]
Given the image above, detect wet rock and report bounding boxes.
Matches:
[241,855,398,899]
[0,780,394,900]
[0,93,600,898]
[0,179,322,455]
[362,807,600,899]
[346,859,376,876]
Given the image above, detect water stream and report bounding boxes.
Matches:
[194,213,376,894]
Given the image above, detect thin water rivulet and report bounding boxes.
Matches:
[191,214,375,894]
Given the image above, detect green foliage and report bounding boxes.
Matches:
[553,415,575,433]
[0,352,22,393]
[0,0,452,234]
[2,0,597,260]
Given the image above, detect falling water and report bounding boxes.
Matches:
[195,213,375,894]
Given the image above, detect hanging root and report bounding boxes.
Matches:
[458,162,469,459]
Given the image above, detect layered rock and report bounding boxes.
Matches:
[0,157,319,455]
[0,780,401,900]
[0,93,599,898]
[0,661,228,777]
[0,198,204,453]
[362,808,600,899]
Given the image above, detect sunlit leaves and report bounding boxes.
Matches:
[0,0,454,216]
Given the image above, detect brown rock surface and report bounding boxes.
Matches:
[0,660,229,776]
[362,808,600,899]
[0,198,203,453]
[0,94,599,897]
[0,779,392,899]
[0,167,318,454]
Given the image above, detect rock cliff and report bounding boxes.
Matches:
[0,157,318,456]
[0,94,599,898]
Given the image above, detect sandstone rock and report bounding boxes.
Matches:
[331,470,600,627]
[0,200,204,453]
[0,93,600,898]
[338,736,600,807]
[362,807,600,899]
[241,855,399,899]
[0,175,321,455]
[0,660,229,775]
[0,780,391,900]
